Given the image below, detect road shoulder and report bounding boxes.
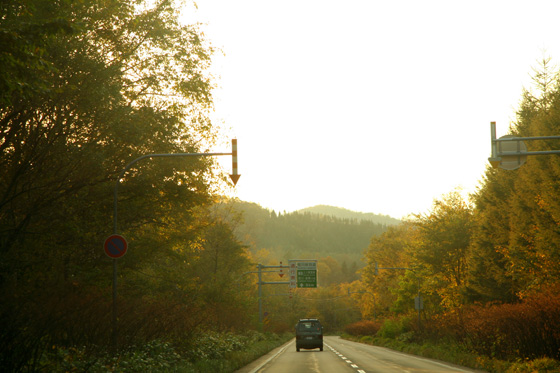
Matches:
[234,338,295,373]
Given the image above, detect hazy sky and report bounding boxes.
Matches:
[182,0,560,219]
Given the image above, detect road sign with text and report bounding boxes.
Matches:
[289,260,317,288]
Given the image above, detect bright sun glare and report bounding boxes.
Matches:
[183,0,560,219]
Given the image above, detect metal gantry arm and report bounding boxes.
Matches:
[489,122,560,168]
[113,149,237,234]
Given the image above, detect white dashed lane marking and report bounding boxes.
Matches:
[325,343,366,372]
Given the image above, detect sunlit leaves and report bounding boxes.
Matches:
[471,58,560,300]
[0,0,232,363]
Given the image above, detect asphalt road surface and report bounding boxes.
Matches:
[235,336,485,373]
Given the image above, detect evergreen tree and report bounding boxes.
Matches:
[470,57,560,300]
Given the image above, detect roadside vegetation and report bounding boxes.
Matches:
[35,332,291,372]
[342,282,560,372]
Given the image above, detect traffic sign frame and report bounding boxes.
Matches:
[289,259,318,288]
[104,234,128,259]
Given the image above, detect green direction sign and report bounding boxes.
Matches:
[297,269,317,288]
[294,260,317,288]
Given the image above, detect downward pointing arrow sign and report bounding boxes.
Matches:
[230,139,240,186]
[229,174,241,186]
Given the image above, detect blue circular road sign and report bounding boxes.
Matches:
[104,234,128,258]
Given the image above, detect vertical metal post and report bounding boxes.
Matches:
[258,264,263,330]
[490,121,497,158]
[112,259,117,353]
[489,121,502,168]
[417,278,421,331]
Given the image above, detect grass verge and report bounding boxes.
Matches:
[342,334,560,373]
[191,332,292,373]
[33,332,292,372]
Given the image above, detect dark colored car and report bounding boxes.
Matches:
[295,318,323,351]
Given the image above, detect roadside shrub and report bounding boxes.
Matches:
[32,331,289,372]
[433,285,560,361]
[181,331,248,361]
[522,357,560,372]
[344,320,381,336]
[36,340,186,372]
[359,335,374,344]
[378,316,414,339]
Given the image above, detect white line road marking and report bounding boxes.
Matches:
[246,341,291,373]
[325,342,365,372]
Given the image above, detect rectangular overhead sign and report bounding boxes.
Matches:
[289,260,318,288]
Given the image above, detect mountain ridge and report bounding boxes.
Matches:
[296,205,401,226]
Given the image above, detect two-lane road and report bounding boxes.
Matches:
[236,336,484,373]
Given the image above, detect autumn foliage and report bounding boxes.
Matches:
[427,285,560,360]
[344,320,382,336]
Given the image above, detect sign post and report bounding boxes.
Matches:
[255,263,289,328]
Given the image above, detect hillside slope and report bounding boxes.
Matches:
[223,201,394,268]
[296,205,400,226]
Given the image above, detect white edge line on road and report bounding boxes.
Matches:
[246,341,291,373]
[375,346,478,373]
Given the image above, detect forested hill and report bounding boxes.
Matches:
[223,201,398,264]
[296,205,401,226]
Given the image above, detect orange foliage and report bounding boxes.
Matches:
[429,285,560,360]
[344,320,381,336]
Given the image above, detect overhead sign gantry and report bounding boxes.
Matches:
[489,121,560,169]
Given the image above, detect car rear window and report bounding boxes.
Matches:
[298,322,320,331]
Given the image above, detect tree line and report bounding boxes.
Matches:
[204,200,397,288]
[358,58,560,360]
[224,200,392,264]
[0,1,256,370]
